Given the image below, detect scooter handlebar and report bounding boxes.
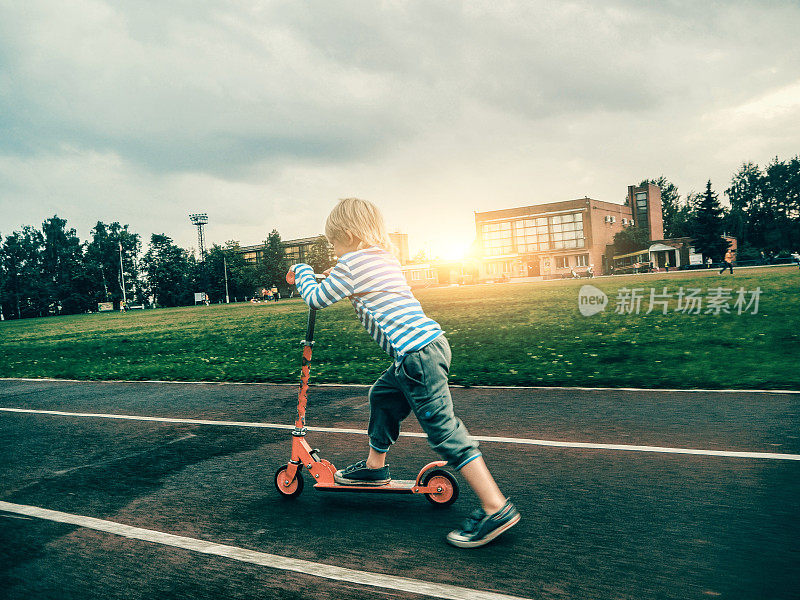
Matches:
[286,269,327,285]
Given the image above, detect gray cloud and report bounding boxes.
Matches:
[1,0,799,252]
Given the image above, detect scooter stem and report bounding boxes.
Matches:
[295,307,316,431]
[304,306,317,345]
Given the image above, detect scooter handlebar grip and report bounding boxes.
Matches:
[286,270,325,285]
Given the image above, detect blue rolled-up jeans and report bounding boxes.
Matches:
[367,335,481,470]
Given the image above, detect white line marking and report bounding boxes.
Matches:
[466,385,800,394]
[2,407,799,461]
[2,377,798,394]
[0,501,530,600]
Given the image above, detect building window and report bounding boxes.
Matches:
[482,211,585,256]
[284,247,300,262]
[555,256,568,269]
[635,192,648,212]
[575,254,588,267]
[549,213,585,250]
[425,270,435,279]
[411,271,421,280]
[482,221,515,255]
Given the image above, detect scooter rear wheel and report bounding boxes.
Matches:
[274,465,304,498]
[421,469,459,507]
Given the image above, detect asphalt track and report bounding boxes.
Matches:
[1,379,798,600]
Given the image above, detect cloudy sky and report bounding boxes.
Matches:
[2,1,799,259]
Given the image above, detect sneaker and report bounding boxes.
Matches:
[446,499,520,548]
[334,460,391,486]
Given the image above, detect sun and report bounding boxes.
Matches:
[432,238,472,261]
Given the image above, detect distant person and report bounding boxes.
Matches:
[665,257,670,273]
[289,197,519,548]
[587,265,594,278]
[720,249,734,275]
[706,257,712,269]
[271,285,279,302]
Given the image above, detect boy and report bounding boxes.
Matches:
[289,198,520,548]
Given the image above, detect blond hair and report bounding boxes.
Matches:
[325,198,394,252]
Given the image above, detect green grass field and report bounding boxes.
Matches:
[1,266,798,389]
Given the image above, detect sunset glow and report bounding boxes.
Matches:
[430,237,473,261]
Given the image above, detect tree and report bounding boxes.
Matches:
[724,162,762,247]
[141,234,192,307]
[0,227,45,319]
[612,225,650,255]
[411,249,430,263]
[722,156,800,254]
[204,243,259,302]
[224,241,259,300]
[0,242,5,319]
[306,235,335,273]
[40,216,91,315]
[85,222,112,304]
[85,221,143,308]
[118,226,144,304]
[692,181,729,262]
[258,230,288,291]
[670,200,696,239]
[760,156,800,252]
[204,245,230,303]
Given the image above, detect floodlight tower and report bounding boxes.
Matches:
[189,213,209,260]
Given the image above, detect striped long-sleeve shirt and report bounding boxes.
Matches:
[292,247,443,362]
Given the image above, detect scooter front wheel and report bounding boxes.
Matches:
[274,466,304,498]
[421,469,459,507]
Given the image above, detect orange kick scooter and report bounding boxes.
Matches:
[274,271,459,506]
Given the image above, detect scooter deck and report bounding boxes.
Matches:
[314,479,420,493]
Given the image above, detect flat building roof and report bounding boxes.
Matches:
[475,197,628,221]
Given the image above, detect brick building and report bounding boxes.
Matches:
[474,183,664,280]
[239,235,324,266]
[400,263,438,287]
[238,231,410,268]
[389,232,410,265]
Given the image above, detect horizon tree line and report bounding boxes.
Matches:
[2,155,798,319]
[0,221,336,319]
